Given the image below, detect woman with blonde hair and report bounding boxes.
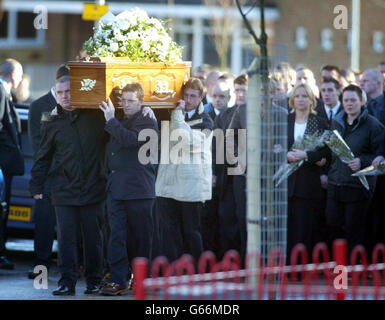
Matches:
[286,83,330,263]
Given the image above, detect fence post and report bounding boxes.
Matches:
[333,239,347,300]
[133,257,148,300]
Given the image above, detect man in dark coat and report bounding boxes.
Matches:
[0,58,24,270]
[29,75,107,295]
[361,68,385,257]
[27,64,69,278]
[99,83,158,296]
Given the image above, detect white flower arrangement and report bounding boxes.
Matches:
[83,8,183,64]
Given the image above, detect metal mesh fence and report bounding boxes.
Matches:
[244,44,289,263]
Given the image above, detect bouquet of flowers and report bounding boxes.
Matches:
[273,132,327,187]
[83,8,183,63]
[352,161,385,177]
[323,130,370,190]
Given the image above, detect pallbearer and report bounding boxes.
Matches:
[99,83,158,296]
[29,75,106,296]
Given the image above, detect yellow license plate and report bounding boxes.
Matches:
[9,206,32,222]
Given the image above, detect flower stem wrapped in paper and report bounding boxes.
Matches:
[352,161,385,177]
[273,132,328,187]
[323,130,370,190]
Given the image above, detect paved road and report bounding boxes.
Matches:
[0,239,135,300]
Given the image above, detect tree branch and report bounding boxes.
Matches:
[235,0,261,46]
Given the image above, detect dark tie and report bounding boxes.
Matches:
[329,109,333,122]
[185,113,189,121]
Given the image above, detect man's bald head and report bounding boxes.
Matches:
[212,81,231,111]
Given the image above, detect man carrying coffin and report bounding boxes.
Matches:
[156,78,214,263]
[98,83,158,296]
[29,75,107,296]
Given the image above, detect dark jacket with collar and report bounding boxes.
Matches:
[29,105,108,206]
[186,103,214,131]
[204,102,218,121]
[214,106,239,200]
[328,108,384,191]
[28,90,57,157]
[0,81,24,175]
[105,112,158,200]
[315,102,343,126]
[367,92,385,126]
[287,113,330,200]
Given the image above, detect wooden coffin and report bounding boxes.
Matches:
[68,57,192,109]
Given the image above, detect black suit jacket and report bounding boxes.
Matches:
[315,102,343,127]
[287,113,330,200]
[367,92,385,126]
[214,107,238,200]
[28,90,57,157]
[0,82,24,175]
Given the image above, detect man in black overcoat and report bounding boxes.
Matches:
[0,58,24,270]
[29,75,107,296]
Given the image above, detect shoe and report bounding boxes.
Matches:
[28,270,38,279]
[99,272,110,288]
[0,256,14,270]
[52,285,75,296]
[99,283,128,296]
[27,266,49,279]
[84,284,100,294]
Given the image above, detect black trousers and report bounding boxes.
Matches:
[218,176,247,261]
[32,178,56,268]
[106,196,154,287]
[365,176,385,260]
[55,202,104,288]
[326,185,372,263]
[200,190,220,258]
[0,173,12,255]
[287,197,324,264]
[157,197,203,263]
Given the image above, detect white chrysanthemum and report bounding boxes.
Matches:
[83,8,183,62]
[132,7,149,22]
[127,31,139,40]
[110,42,119,52]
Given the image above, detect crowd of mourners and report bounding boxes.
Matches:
[1,57,385,296]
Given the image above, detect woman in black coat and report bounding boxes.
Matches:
[286,83,330,262]
[326,84,384,261]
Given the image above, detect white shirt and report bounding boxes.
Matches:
[185,109,196,120]
[213,108,221,116]
[324,101,340,120]
[294,122,307,141]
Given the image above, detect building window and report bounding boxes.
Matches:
[0,12,8,38]
[0,10,45,47]
[17,12,37,39]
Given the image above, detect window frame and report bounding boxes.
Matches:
[0,10,46,48]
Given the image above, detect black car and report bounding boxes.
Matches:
[6,104,35,232]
